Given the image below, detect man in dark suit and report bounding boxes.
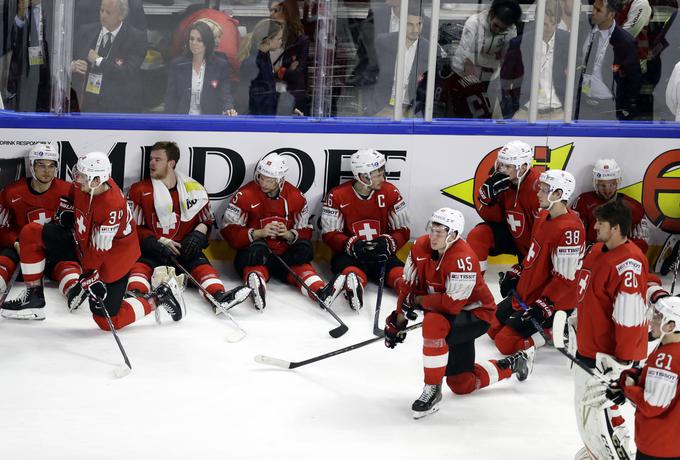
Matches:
[70,0,147,113]
[362,4,431,116]
[575,0,641,120]
[500,0,569,119]
[7,0,52,112]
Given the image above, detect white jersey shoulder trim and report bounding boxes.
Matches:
[128,200,145,226]
[631,218,650,242]
[388,199,410,231]
[294,202,312,230]
[321,205,343,234]
[552,245,584,280]
[92,224,119,251]
[612,292,647,327]
[222,202,247,227]
[644,367,678,409]
[0,205,9,228]
[446,271,477,301]
[402,253,418,285]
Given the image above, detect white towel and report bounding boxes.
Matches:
[151,171,209,233]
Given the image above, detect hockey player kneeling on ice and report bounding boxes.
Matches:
[66,152,184,330]
[221,153,344,311]
[126,142,250,315]
[574,198,662,460]
[0,143,85,320]
[582,296,680,460]
[321,149,410,311]
[488,170,585,357]
[384,208,535,420]
[466,140,541,276]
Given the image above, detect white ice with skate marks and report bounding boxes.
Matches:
[2,263,667,460]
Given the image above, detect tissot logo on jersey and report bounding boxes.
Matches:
[616,258,643,276]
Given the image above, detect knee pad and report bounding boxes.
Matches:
[446,373,477,395]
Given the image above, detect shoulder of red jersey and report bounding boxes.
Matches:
[51,178,72,195]
[410,235,431,255]
[3,178,30,196]
[380,181,405,202]
[281,181,307,203]
[128,179,153,198]
[230,182,260,208]
[619,194,645,219]
[324,181,354,206]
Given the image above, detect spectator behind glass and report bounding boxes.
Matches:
[70,0,147,113]
[165,21,236,116]
[447,0,521,118]
[237,19,300,116]
[74,0,146,34]
[500,0,568,120]
[7,0,52,112]
[574,0,641,121]
[269,0,310,115]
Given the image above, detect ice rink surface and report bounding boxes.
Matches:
[2,262,656,460]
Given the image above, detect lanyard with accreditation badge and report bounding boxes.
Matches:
[27,7,44,66]
[581,29,613,97]
[86,31,114,95]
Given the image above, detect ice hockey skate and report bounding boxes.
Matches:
[1,285,46,320]
[315,273,346,308]
[497,347,535,381]
[247,272,266,310]
[211,286,252,315]
[150,266,186,321]
[344,272,364,311]
[412,383,442,419]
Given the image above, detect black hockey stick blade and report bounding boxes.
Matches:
[329,323,349,338]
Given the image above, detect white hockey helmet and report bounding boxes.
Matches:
[496,141,533,174]
[29,143,59,177]
[255,152,288,188]
[539,169,576,209]
[592,158,622,189]
[652,296,680,338]
[75,151,111,190]
[350,149,386,186]
[427,207,465,246]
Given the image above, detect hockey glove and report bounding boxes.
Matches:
[478,172,511,206]
[499,264,522,298]
[56,197,75,230]
[368,235,396,260]
[141,236,175,265]
[384,310,408,348]
[401,292,419,321]
[283,239,314,266]
[180,230,209,260]
[523,297,554,323]
[618,367,642,388]
[345,236,372,260]
[79,270,107,302]
[583,379,625,409]
[246,240,270,266]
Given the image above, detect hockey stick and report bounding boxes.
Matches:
[0,266,20,307]
[172,258,247,343]
[270,252,348,338]
[671,257,679,295]
[255,322,423,369]
[93,295,132,378]
[372,258,388,337]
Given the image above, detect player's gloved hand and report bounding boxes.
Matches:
[56,197,75,230]
[478,172,511,206]
[499,264,522,298]
[247,240,270,266]
[523,296,554,322]
[368,235,396,260]
[618,367,642,388]
[284,239,314,266]
[384,310,408,348]
[345,236,371,260]
[180,230,209,260]
[141,236,175,264]
[401,292,419,321]
[79,270,107,301]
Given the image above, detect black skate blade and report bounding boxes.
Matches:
[329,324,348,338]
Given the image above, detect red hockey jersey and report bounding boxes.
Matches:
[477,167,541,258]
[321,180,410,254]
[397,235,495,324]
[624,342,680,458]
[220,181,312,256]
[72,180,140,283]
[571,191,648,253]
[576,240,650,361]
[0,178,72,248]
[514,209,586,311]
[127,179,214,243]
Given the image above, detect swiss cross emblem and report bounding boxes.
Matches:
[153,212,179,238]
[352,219,380,241]
[523,239,541,269]
[577,269,592,302]
[74,210,87,239]
[27,208,53,225]
[506,211,525,238]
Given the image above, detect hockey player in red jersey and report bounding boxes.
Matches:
[583,295,680,460]
[467,140,541,275]
[384,207,535,419]
[488,169,585,356]
[221,153,344,310]
[321,149,410,310]
[0,144,83,320]
[50,152,184,331]
[574,198,658,460]
[572,158,649,254]
[126,142,250,314]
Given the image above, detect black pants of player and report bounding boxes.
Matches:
[476,221,524,262]
[234,243,306,283]
[39,223,80,280]
[88,273,129,317]
[443,311,491,376]
[330,252,403,283]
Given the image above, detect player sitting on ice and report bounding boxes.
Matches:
[321,149,410,311]
[0,143,84,320]
[384,207,535,420]
[221,152,344,310]
[126,142,250,314]
[572,158,649,254]
[488,170,585,356]
[467,140,541,276]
